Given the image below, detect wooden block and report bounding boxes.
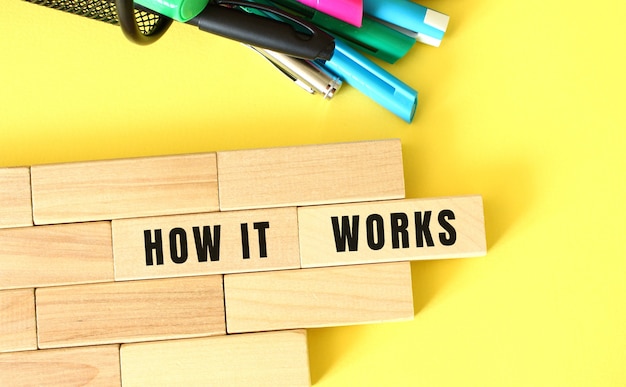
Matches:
[217,139,405,211]
[298,195,487,268]
[0,168,32,229]
[30,153,218,225]
[0,345,121,386]
[113,207,300,281]
[36,275,225,349]
[121,330,310,387]
[224,262,413,333]
[0,221,113,290]
[0,289,37,353]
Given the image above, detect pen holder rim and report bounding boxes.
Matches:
[115,0,173,45]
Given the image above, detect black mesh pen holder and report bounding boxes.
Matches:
[24,0,173,45]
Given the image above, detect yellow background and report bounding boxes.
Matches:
[2,0,625,385]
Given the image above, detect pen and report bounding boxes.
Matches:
[249,46,342,98]
[318,39,417,122]
[363,0,449,47]
[253,0,414,63]
[310,10,415,64]
[296,0,363,27]
[185,0,334,60]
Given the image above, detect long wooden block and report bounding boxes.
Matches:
[121,330,310,386]
[0,345,121,386]
[224,262,413,333]
[36,275,225,349]
[0,168,32,229]
[298,195,487,268]
[30,153,218,225]
[113,207,300,281]
[0,289,37,353]
[217,139,405,211]
[0,221,114,290]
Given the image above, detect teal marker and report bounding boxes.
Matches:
[311,11,416,64]
[249,0,415,64]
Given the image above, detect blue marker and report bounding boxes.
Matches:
[363,0,449,47]
[319,39,417,123]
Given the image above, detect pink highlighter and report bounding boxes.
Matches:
[297,0,363,27]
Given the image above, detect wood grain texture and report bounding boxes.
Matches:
[0,345,121,386]
[113,207,300,281]
[0,168,32,229]
[298,195,487,268]
[0,221,114,290]
[217,139,405,211]
[224,262,414,333]
[36,275,225,349]
[120,330,310,387]
[30,153,218,225]
[0,289,37,353]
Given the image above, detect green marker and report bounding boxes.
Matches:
[135,0,208,22]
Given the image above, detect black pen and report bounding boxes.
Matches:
[186,0,335,60]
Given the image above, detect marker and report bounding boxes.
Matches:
[310,11,415,64]
[250,46,342,98]
[134,0,208,22]
[297,0,363,27]
[258,0,414,63]
[363,0,449,47]
[319,39,417,122]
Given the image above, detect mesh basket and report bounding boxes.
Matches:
[24,0,172,44]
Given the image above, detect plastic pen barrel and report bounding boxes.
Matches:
[297,0,363,27]
[320,39,417,122]
[188,3,335,60]
[363,0,449,47]
[262,0,413,63]
[310,12,415,64]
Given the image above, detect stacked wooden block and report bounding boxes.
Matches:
[0,139,486,386]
